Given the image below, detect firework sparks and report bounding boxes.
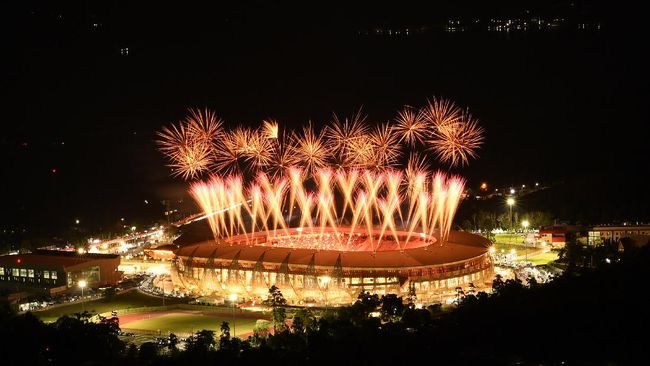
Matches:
[161,97,482,248]
[369,122,401,169]
[159,96,484,179]
[211,129,245,175]
[185,108,223,143]
[326,110,368,167]
[265,133,297,179]
[189,168,466,251]
[157,123,213,179]
[242,129,274,168]
[262,119,279,139]
[428,114,484,166]
[422,97,462,127]
[290,124,330,175]
[394,106,428,146]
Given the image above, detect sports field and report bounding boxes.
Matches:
[526,251,559,265]
[34,290,186,322]
[119,309,268,337]
[494,233,525,244]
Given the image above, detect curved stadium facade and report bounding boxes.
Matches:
[171,227,493,305]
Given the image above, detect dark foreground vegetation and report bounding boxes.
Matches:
[2,243,648,365]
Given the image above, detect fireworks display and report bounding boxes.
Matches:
[157,97,484,178]
[190,168,465,251]
[158,97,484,248]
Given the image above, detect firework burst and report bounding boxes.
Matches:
[262,119,279,139]
[157,122,213,179]
[369,122,402,170]
[290,124,330,175]
[265,133,298,179]
[185,108,223,143]
[422,97,462,127]
[428,114,484,166]
[394,106,428,146]
[326,110,368,167]
[158,95,484,179]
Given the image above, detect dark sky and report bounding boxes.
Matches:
[3,1,648,238]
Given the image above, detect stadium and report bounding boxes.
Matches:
[157,100,493,305]
[171,226,493,306]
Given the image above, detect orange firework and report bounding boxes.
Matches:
[157,123,213,179]
[394,106,428,146]
[189,168,467,250]
[159,96,484,180]
[326,110,368,167]
[242,129,274,168]
[428,114,484,166]
[290,124,330,175]
[421,97,463,128]
[185,108,223,144]
[369,122,401,169]
[346,135,375,169]
[265,133,298,179]
[262,119,279,139]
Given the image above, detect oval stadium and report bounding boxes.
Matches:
[171,226,493,306]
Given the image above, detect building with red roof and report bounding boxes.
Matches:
[0,250,121,295]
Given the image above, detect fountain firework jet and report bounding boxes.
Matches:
[189,168,465,250]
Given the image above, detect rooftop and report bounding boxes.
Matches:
[0,250,119,269]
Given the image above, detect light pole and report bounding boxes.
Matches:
[78,280,87,313]
[229,293,238,338]
[522,220,530,262]
[506,198,515,232]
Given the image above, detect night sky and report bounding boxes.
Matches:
[3,1,648,240]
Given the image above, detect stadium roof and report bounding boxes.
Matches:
[175,231,489,270]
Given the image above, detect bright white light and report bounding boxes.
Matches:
[78,280,87,288]
[75,219,80,224]
[229,293,238,302]
[507,198,515,206]
[522,220,530,228]
[510,188,515,194]
[77,247,85,254]
[321,276,331,285]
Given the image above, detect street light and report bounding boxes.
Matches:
[522,220,530,262]
[78,280,87,313]
[506,198,515,231]
[229,293,238,338]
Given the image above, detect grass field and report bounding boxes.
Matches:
[493,242,559,265]
[494,233,525,244]
[34,290,187,322]
[527,251,559,266]
[493,242,528,253]
[121,311,262,336]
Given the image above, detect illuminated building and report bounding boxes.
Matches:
[171,226,493,305]
[0,250,122,295]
